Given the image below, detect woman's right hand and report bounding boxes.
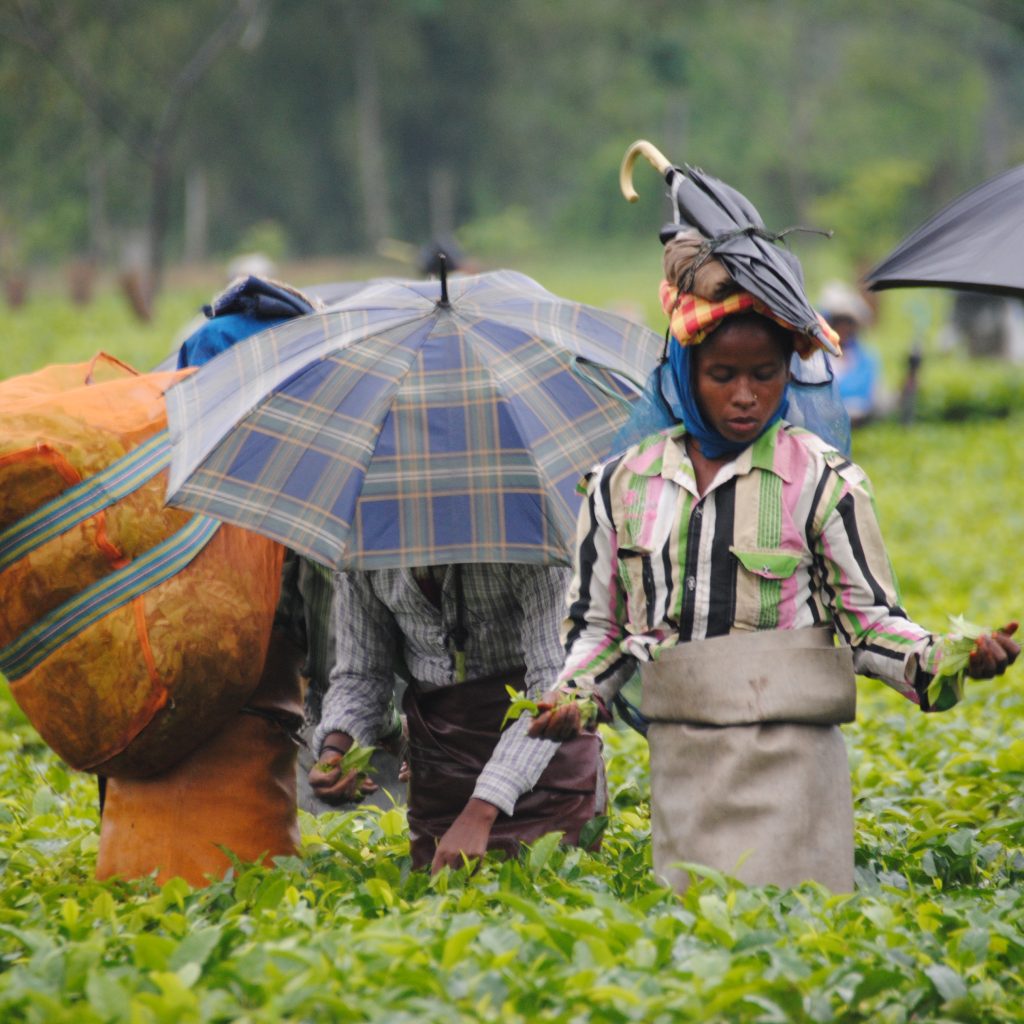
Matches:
[967,621,1020,679]
[527,689,585,741]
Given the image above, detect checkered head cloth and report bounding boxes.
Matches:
[659,281,841,359]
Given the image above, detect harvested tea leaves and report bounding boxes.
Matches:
[314,740,376,776]
[501,684,600,729]
[501,684,539,728]
[927,614,988,709]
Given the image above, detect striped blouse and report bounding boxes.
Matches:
[556,421,954,710]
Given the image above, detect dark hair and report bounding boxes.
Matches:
[705,311,794,360]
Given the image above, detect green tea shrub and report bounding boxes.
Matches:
[912,355,1024,422]
[0,288,1021,1023]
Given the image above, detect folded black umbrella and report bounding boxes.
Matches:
[863,163,1024,298]
[621,140,839,355]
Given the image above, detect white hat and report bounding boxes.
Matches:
[819,281,872,326]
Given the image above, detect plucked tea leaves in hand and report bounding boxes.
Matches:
[927,614,988,709]
[500,685,539,728]
[501,685,599,729]
[314,740,376,776]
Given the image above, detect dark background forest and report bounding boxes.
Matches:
[2,0,1024,301]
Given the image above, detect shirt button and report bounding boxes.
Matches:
[686,576,696,591]
[693,506,703,519]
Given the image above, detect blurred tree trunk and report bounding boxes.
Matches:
[342,0,392,246]
[184,165,209,264]
[1,0,264,310]
[429,164,456,239]
[85,115,111,265]
[981,46,1014,176]
[143,1,263,302]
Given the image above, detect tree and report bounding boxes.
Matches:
[2,0,1024,278]
[0,0,266,306]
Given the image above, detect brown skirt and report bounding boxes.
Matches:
[403,671,603,869]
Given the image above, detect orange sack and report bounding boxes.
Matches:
[95,628,305,886]
[0,354,285,777]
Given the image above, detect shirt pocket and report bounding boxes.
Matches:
[729,547,804,580]
[617,548,656,635]
[729,546,804,628]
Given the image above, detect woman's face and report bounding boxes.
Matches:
[692,319,790,445]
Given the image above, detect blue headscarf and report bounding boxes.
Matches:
[666,334,789,460]
[177,276,317,369]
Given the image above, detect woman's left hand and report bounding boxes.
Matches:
[967,621,1020,678]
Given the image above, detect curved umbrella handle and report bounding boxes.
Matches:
[620,139,674,202]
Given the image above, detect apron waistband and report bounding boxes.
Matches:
[640,626,856,726]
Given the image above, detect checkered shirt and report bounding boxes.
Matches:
[314,563,573,815]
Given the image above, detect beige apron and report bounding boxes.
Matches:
[641,627,856,893]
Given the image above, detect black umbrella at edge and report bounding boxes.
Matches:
[863,162,1024,300]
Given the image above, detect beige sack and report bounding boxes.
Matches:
[641,628,856,893]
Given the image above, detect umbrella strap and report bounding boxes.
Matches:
[0,514,220,681]
[676,225,833,295]
[570,356,644,408]
[0,429,171,574]
[449,564,468,683]
[707,224,834,248]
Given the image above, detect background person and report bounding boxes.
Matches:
[819,280,882,425]
[276,552,406,813]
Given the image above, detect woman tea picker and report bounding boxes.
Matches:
[530,143,1019,893]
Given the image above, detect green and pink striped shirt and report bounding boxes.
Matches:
[558,421,954,710]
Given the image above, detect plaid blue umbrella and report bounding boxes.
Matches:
[164,270,663,569]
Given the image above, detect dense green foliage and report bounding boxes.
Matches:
[0,283,1022,1021]
[3,693,1022,1024]
[910,356,1024,422]
[3,0,1024,278]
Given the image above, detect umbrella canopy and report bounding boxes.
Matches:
[306,279,380,307]
[164,269,662,569]
[621,140,839,355]
[863,163,1024,298]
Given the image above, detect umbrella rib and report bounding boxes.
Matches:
[168,270,667,569]
[166,308,432,493]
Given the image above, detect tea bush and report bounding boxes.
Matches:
[912,355,1024,422]
[1,286,1021,1022]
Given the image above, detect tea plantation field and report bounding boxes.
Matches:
[1,283,1022,1022]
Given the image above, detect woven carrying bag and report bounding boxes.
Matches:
[0,354,284,777]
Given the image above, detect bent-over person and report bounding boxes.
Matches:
[275,552,405,812]
[309,563,605,872]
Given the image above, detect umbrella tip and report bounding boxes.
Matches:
[437,252,450,307]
